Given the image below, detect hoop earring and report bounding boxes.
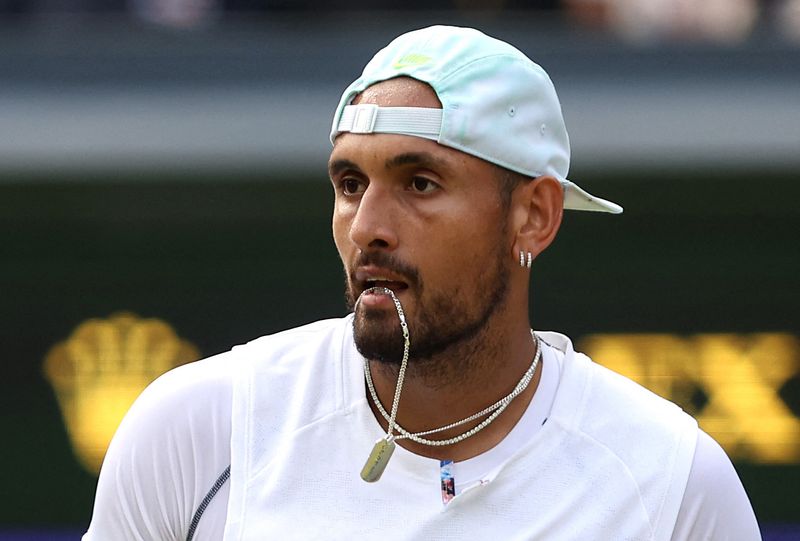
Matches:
[526,252,533,268]
[519,250,525,267]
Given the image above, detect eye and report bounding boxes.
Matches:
[410,176,439,194]
[341,177,366,196]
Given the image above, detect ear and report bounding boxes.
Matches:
[511,176,563,262]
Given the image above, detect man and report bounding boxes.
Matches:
[84,26,761,540]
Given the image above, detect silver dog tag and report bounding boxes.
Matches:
[360,437,396,483]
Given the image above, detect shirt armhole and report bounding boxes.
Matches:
[186,465,231,541]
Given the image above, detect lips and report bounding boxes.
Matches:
[355,268,410,296]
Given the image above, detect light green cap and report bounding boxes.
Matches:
[331,25,622,214]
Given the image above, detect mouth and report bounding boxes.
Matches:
[354,268,410,298]
[362,279,409,296]
[356,282,409,314]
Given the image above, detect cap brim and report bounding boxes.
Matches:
[562,180,623,214]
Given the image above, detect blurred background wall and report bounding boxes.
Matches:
[1,1,799,538]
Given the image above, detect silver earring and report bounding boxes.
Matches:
[519,250,525,267]
[526,252,533,268]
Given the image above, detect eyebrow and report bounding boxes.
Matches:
[328,151,450,178]
[328,158,361,178]
[385,152,448,171]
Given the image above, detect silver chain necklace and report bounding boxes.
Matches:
[358,287,541,482]
[364,330,541,446]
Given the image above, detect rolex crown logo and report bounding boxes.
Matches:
[43,312,200,474]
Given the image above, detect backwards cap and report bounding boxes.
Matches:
[330,25,622,214]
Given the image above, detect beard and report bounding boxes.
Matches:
[345,242,511,367]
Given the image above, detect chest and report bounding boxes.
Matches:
[224,415,657,541]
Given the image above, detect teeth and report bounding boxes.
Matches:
[362,285,391,295]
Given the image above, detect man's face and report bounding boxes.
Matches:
[329,78,513,365]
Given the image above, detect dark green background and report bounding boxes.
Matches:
[2,167,798,528]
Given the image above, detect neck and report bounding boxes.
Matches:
[366,314,541,461]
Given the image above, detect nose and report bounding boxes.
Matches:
[348,185,399,252]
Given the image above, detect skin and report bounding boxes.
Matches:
[329,77,564,461]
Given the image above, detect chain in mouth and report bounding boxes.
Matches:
[362,280,409,295]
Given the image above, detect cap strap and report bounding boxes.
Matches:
[336,104,442,141]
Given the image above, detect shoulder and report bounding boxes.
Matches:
[84,317,351,540]
[84,351,236,540]
[541,332,700,539]
[114,346,237,456]
[541,331,697,440]
[672,430,762,540]
[135,347,236,416]
[111,315,354,460]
